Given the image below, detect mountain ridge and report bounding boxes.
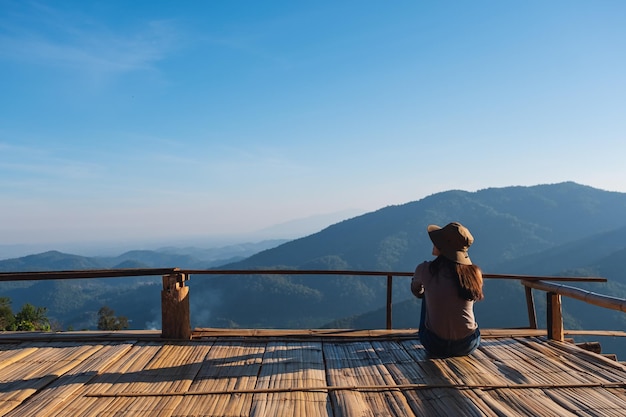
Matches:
[1,182,624,353]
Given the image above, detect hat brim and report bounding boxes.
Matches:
[427,224,441,234]
[427,224,443,248]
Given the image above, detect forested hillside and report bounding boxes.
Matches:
[190,182,626,331]
[1,182,625,354]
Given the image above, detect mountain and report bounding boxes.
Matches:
[1,182,625,356]
[0,250,106,272]
[153,240,288,264]
[229,182,626,272]
[0,239,289,272]
[0,240,288,329]
[183,182,626,333]
[489,225,626,275]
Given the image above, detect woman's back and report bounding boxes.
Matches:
[414,260,477,340]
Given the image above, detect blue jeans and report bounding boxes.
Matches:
[419,299,480,358]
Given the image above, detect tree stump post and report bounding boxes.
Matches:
[161,272,191,339]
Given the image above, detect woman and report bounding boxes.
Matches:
[411,222,484,357]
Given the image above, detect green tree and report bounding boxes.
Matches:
[0,297,15,330]
[97,306,129,331]
[13,303,51,331]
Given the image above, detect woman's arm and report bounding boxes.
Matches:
[411,262,427,298]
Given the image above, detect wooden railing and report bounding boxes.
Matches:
[522,279,626,342]
[0,268,616,340]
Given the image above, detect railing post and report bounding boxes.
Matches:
[524,286,537,329]
[161,272,191,339]
[546,292,564,341]
[386,275,393,330]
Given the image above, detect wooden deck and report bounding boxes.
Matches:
[1,329,626,416]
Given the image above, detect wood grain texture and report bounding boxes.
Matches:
[1,330,626,416]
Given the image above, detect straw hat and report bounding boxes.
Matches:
[427,222,474,265]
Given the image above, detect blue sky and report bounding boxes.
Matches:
[1,1,625,250]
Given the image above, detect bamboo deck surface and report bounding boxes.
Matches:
[1,329,625,416]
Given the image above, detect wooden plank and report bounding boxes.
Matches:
[0,330,162,344]
[176,341,265,417]
[194,327,551,340]
[380,340,490,416]
[541,339,626,376]
[62,341,210,416]
[480,387,578,416]
[62,342,165,416]
[0,344,39,371]
[193,328,420,339]
[0,342,119,416]
[99,342,210,416]
[3,334,626,416]
[2,342,135,417]
[543,387,626,415]
[324,341,414,416]
[0,328,557,343]
[252,341,330,417]
[472,340,619,416]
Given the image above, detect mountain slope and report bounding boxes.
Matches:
[189,182,626,330]
[490,225,626,276]
[2,182,625,338]
[233,182,626,272]
[0,250,106,272]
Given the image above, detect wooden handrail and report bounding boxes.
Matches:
[483,273,606,282]
[181,270,607,282]
[0,269,607,282]
[0,268,614,339]
[522,280,626,313]
[522,279,626,342]
[0,268,179,281]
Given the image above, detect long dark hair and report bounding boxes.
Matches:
[429,256,484,301]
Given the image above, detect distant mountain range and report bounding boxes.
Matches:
[1,182,625,356]
[0,239,288,271]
